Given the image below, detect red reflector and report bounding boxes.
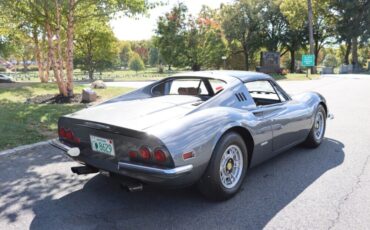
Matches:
[59,128,66,138]
[154,149,166,162]
[66,130,73,140]
[183,152,194,160]
[139,147,151,160]
[74,137,81,144]
[129,151,137,159]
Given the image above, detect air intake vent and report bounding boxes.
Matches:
[235,92,247,102]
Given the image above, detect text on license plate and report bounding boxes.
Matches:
[90,135,115,156]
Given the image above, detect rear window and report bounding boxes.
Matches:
[151,77,226,98]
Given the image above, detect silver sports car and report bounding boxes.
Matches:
[51,71,330,200]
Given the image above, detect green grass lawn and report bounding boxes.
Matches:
[0,83,133,151]
[4,68,324,82]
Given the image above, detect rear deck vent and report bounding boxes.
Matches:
[235,92,247,102]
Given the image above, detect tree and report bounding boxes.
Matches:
[148,47,159,66]
[74,18,118,80]
[307,0,315,70]
[0,0,149,96]
[221,0,263,70]
[323,54,338,67]
[118,41,132,68]
[259,0,287,52]
[155,4,227,71]
[330,0,370,69]
[129,52,145,73]
[155,3,187,70]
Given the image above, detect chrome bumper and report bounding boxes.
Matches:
[118,162,193,176]
[50,139,193,176]
[50,139,80,157]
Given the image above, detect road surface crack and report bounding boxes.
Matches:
[328,154,370,229]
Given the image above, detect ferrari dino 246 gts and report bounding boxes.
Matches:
[51,71,330,200]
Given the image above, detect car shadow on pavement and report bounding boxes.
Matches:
[4,138,345,229]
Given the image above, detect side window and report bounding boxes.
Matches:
[244,80,281,106]
[271,82,289,102]
[209,79,227,94]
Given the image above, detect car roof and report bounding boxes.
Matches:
[172,70,273,82]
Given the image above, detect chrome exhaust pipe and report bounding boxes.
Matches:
[71,166,98,175]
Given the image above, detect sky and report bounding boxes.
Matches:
[110,0,232,41]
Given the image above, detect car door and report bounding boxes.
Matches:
[245,80,309,156]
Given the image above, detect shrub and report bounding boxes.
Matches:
[323,54,338,67]
[129,53,145,73]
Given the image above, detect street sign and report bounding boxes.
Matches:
[302,54,315,67]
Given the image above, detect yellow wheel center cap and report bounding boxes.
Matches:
[227,162,233,171]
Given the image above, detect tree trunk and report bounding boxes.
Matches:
[45,20,67,96]
[88,69,94,80]
[307,0,316,73]
[290,50,295,73]
[32,26,46,83]
[351,37,358,70]
[168,64,171,70]
[42,31,49,82]
[22,56,27,71]
[191,63,201,71]
[66,0,75,96]
[314,40,320,66]
[55,0,66,91]
[344,40,352,65]
[243,46,249,70]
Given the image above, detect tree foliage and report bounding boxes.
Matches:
[155,3,227,71]
[74,17,118,79]
[129,52,145,72]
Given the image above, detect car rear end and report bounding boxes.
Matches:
[51,116,194,187]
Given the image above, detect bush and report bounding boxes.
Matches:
[129,53,145,73]
[323,54,338,67]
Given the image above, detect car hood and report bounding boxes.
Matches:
[66,95,201,131]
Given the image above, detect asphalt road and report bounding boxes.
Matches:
[1,75,370,229]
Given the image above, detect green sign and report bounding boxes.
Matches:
[302,54,315,67]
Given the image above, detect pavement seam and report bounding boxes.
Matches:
[0,139,52,157]
[328,154,370,229]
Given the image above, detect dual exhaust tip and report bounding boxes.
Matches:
[70,166,143,192]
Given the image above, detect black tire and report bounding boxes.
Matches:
[303,105,326,148]
[197,132,248,201]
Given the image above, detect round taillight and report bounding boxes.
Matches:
[154,149,166,162]
[129,151,137,159]
[139,147,151,160]
[66,130,73,140]
[59,128,66,138]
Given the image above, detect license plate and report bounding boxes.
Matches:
[90,135,115,156]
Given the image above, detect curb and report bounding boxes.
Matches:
[0,140,52,157]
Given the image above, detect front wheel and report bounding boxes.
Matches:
[198,132,248,201]
[303,105,326,148]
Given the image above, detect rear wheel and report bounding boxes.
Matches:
[198,132,248,201]
[303,105,326,148]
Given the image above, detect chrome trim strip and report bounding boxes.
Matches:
[50,139,72,152]
[118,162,193,176]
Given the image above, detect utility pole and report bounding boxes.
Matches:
[307,0,316,74]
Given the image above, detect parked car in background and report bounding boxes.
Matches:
[51,71,331,200]
[0,74,15,83]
